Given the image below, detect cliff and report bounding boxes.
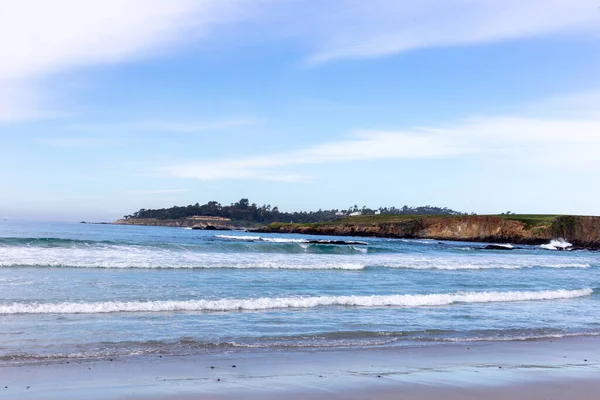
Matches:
[258,215,600,248]
[113,217,245,230]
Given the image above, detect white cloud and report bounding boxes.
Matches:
[300,0,600,65]
[0,0,245,122]
[1,0,595,82]
[1,1,598,121]
[159,129,465,181]
[71,118,260,134]
[0,0,243,81]
[160,91,600,181]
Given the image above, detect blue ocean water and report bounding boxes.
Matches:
[1,220,599,363]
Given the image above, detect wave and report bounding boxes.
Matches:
[541,238,573,251]
[2,236,596,272]
[400,239,437,244]
[0,246,367,270]
[4,329,600,365]
[490,243,514,249]
[215,235,263,241]
[391,262,592,270]
[215,235,368,246]
[0,289,591,315]
[0,237,121,247]
[0,246,593,270]
[216,234,305,243]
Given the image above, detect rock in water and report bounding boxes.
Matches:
[483,244,514,250]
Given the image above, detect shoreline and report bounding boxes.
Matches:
[3,336,599,399]
[257,214,600,250]
[114,215,600,250]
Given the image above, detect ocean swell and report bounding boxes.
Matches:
[0,288,591,315]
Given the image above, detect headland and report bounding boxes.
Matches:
[257,214,600,249]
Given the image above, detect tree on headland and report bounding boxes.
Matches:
[124,199,465,224]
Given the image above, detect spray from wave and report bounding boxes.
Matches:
[541,239,573,251]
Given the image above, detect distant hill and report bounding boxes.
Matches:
[121,198,465,225]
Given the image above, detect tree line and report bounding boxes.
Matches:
[124,199,465,224]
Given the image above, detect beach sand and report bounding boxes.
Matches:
[2,336,599,399]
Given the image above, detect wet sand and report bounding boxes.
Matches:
[2,336,599,399]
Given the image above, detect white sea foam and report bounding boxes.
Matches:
[0,245,593,270]
[215,235,311,244]
[215,235,367,244]
[215,235,261,241]
[385,263,591,270]
[400,239,437,245]
[260,238,309,243]
[0,289,591,314]
[541,238,573,250]
[0,246,367,270]
[437,331,600,343]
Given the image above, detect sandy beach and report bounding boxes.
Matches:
[2,336,599,399]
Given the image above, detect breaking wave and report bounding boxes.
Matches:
[541,239,573,251]
[0,235,594,270]
[0,237,120,247]
[0,245,593,270]
[0,289,591,315]
[215,235,368,245]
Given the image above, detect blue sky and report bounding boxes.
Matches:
[1,0,600,221]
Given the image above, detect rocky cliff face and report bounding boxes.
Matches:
[259,215,600,248]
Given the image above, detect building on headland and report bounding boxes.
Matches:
[187,216,232,221]
[349,211,363,217]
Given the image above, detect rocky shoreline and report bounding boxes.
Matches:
[113,215,600,250]
[113,218,246,230]
[257,215,600,250]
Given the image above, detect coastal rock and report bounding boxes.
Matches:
[307,240,368,246]
[483,244,514,250]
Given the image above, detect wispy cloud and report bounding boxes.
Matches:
[159,128,465,181]
[299,0,600,65]
[0,82,62,122]
[0,0,246,122]
[34,136,113,148]
[71,118,260,134]
[2,1,598,121]
[128,189,189,195]
[0,0,246,81]
[160,91,600,181]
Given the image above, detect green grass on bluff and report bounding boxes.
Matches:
[338,214,560,227]
[270,214,562,229]
[491,214,559,228]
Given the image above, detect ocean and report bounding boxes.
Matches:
[1,220,599,364]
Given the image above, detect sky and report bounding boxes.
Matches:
[1,0,600,221]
